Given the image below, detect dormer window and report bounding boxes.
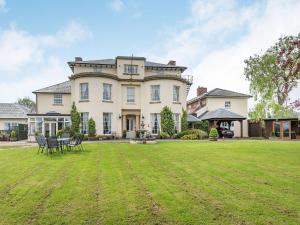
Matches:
[124,64,138,74]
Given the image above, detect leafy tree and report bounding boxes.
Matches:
[244,34,300,118]
[88,118,96,137]
[160,106,175,136]
[290,99,300,111]
[70,102,81,134]
[180,108,188,132]
[17,97,36,112]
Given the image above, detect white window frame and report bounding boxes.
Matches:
[4,122,18,131]
[103,113,112,134]
[173,86,180,102]
[173,113,180,133]
[81,112,89,134]
[127,87,135,103]
[150,113,160,134]
[124,64,138,74]
[80,83,89,101]
[151,85,160,102]
[103,83,112,101]
[225,101,231,109]
[53,94,62,105]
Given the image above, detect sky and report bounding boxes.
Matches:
[0,0,299,108]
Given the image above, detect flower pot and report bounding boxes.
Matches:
[209,137,218,141]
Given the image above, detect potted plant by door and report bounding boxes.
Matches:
[209,128,218,141]
[9,130,17,142]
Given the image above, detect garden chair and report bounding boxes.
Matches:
[36,135,47,154]
[46,137,61,154]
[67,136,84,151]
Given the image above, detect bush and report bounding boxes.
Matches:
[209,128,218,138]
[176,129,207,139]
[160,106,175,136]
[56,129,63,138]
[88,118,96,137]
[9,131,17,141]
[158,131,170,139]
[193,120,209,133]
[181,108,188,132]
[181,134,198,139]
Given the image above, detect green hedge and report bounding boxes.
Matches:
[177,129,208,140]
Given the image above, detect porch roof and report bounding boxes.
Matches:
[199,108,246,121]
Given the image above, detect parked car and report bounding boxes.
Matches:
[217,127,234,138]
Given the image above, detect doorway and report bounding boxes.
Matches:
[126,116,136,131]
[45,122,57,137]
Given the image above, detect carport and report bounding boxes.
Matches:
[199,108,246,137]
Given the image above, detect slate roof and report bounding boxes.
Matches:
[67,58,187,71]
[199,108,246,120]
[33,81,71,94]
[0,103,32,118]
[187,88,251,104]
[188,114,201,122]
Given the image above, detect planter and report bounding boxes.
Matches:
[209,137,218,141]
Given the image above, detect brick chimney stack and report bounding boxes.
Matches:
[167,60,176,66]
[75,57,82,62]
[197,86,207,96]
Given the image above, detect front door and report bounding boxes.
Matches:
[126,117,136,131]
[282,121,290,139]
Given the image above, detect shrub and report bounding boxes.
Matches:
[160,106,175,136]
[176,129,208,139]
[9,131,17,141]
[158,131,170,139]
[56,129,63,138]
[181,133,198,139]
[70,102,81,134]
[193,120,209,133]
[88,118,96,137]
[181,108,188,132]
[209,128,218,138]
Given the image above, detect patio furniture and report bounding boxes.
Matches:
[67,136,84,151]
[35,135,47,154]
[57,137,71,152]
[46,137,61,154]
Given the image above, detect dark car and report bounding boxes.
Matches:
[217,127,234,138]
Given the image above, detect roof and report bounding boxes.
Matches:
[33,81,71,94]
[187,88,251,104]
[199,108,246,121]
[0,103,32,119]
[67,57,187,71]
[187,114,201,122]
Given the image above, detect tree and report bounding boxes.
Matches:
[180,108,188,132]
[160,106,174,136]
[70,102,81,134]
[244,34,300,118]
[88,118,96,137]
[290,99,300,111]
[17,97,36,112]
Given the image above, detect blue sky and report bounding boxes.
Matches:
[0,0,299,105]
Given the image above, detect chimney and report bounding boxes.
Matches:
[197,86,207,96]
[75,57,82,62]
[167,60,176,66]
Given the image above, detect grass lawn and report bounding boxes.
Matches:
[0,141,299,225]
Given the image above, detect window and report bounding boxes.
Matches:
[53,94,62,105]
[173,113,180,133]
[150,113,160,134]
[127,87,135,103]
[81,112,89,134]
[151,85,160,102]
[103,83,112,101]
[4,122,18,131]
[103,113,112,134]
[225,101,231,109]
[80,83,89,101]
[173,86,180,102]
[124,64,138,74]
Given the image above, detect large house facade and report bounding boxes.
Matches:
[28,56,193,140]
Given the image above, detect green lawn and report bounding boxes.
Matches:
[0,141,299,225]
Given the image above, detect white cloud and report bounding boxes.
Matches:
[0,21,91,73]
[0,0,6,12]
[110,0,124,12]
[0,57,69,102]
[148,0,300,106]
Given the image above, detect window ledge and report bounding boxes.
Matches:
[123,73,139,75]
[149,101,161,104]
[53,104,63,106]
[79,100,89,102]
[102,100,113,103]
[173,102,181,104]
[126,102,136,105]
